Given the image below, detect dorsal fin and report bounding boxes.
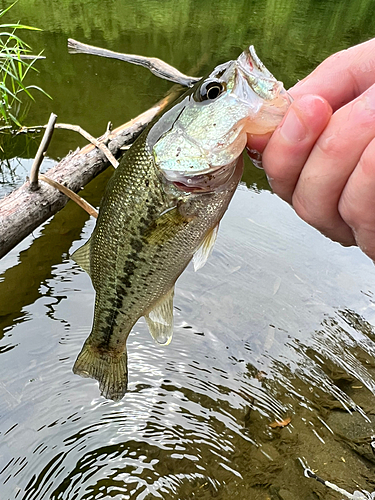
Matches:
[71,238,91,276]
[145,287,174,345]
[193,223,219,271]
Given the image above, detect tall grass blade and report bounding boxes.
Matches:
[0,3,50,128]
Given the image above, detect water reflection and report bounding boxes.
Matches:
[0,168,112,334]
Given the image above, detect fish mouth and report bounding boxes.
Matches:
[236,46,284,101]
[233,46,292,132]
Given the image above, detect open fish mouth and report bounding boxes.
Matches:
[236,45,285,101]
[233,46,292,132]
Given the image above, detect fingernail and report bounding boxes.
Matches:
[246,147,263,169]
[279,107,307,144]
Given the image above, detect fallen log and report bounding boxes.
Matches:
[0,95,174,259]
[0,39,200,260]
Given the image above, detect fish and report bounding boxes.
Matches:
[71,46,291,401]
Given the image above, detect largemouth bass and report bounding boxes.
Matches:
[72,46,290,401]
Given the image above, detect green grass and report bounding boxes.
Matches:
[0,2,50,129]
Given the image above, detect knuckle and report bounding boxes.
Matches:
[293,190,355,245]
[358,142,375,177]
[315,134,344,162]
[263,163,290,191]
[292,188,343,236]
[292,190,318,227]
[262,150,286,182]
[339,147,375,231]
[338,196,360,229]
[265,168,288,187]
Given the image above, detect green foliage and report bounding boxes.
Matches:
[0,2,50,129]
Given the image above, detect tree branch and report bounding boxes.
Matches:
[39,174,98,218]
[0,54,46,60]
[54,123,119,168]
[68,38,200,87]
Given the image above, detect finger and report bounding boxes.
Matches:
[292,83,375,246]
[290,38,375,111]
[339,137,375,261]
[260,95,332,202]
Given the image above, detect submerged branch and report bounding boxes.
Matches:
[68,38,200,87]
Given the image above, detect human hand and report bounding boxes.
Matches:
[247,38,375,261]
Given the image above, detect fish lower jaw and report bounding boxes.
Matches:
[170,160,239,193]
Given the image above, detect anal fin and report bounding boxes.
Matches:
[193,223,219,271]
[73,342,128,401]
[145,287,174,345]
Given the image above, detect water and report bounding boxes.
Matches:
[1,0,375,498]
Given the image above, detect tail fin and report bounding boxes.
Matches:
[73,343,128,401]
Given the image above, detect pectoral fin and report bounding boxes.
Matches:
[71,238,91,276]
[145,207,191,246]
[193,223,219,271]
[145,287,174,345]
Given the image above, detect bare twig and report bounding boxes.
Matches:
[68,38,200,87]
[28,121,115,215]
[0,54,46,60]
[102,121,113,143]
[0,125,12,132]
[29,113,57,190]
[39,174,98,218]
[54,123,119,168]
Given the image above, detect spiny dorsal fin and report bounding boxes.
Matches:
[145,287,174,345]
[73,342,128,401]
[193,223,219,271]
[71,238,91,276]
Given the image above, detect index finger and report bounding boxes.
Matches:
[290,38,375,111]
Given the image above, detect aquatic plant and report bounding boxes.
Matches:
[0,2,49,129]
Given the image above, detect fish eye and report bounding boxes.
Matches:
[195,79,225,102]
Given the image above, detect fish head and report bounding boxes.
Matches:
[147,46,291,192]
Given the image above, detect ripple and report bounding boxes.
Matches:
[2,189,375,498]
